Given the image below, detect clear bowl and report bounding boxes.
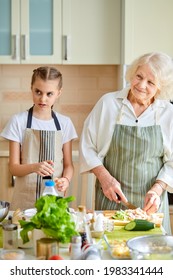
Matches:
[0,249,25,260]
[127,234,173,260]
[103,235,130,259]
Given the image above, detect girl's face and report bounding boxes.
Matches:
[130,64,159,103]
[31,77,61,110]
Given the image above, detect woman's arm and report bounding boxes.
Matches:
[9,140,54,177]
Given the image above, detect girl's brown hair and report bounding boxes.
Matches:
[31,66,62,90]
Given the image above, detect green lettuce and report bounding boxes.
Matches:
[19,195,78,244]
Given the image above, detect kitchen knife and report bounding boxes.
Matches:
[120,200,137,209]
[117,194,137,209]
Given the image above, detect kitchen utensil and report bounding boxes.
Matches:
[121,200,137,209]
[0,201,10,222]
[2,222,18,249]
[117,194,137,209]
[127,234,173,259]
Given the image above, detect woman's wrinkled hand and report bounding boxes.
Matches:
[35,160,54,176]
[100,175,127,204]
[92,166,127,204]
[143,190,161,215]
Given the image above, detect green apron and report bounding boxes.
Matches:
[95,104,171,234]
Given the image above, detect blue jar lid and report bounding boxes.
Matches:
[45,180,55,187]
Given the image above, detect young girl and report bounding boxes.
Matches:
[1,66,78,210]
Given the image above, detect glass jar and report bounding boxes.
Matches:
[2,223,18,249]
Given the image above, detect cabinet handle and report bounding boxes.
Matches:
[12,35,19,60]
[64,35,71,61]
[21,34,28,60]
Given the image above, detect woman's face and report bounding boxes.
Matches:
[130,64,159,103]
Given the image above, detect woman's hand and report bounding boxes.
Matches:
[143,190,161,214]
[54,177,70,193]
[143,181,166,214]
[92,165,127,204]
[35,160,54,176]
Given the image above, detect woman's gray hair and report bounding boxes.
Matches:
[125,52,173,100]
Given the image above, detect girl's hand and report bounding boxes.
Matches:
[54,177,70,192]
[35,160,54,176]
[143,190,161,214]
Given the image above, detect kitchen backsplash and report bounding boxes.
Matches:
[0,64,118,149]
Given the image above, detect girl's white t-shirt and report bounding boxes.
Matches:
[1,111,78,145]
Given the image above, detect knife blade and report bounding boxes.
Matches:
[117,194,137,209]
[120,200,137,209]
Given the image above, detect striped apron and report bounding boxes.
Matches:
[95,104,171,234]
[10,106,63,210]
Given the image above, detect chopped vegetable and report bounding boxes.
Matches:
[124,219,155,231]
[112,210,128,220]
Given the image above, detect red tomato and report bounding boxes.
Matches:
[49,255,64,260]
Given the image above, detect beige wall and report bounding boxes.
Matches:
[0,64,118,149]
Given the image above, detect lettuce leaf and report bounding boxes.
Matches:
[19,195,78,244]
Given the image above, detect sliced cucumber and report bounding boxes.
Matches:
[124,219,155,231]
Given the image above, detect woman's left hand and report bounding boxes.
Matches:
[143,190,161,214]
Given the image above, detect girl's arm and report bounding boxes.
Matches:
[9,140,54,177]
[54,140,74,192]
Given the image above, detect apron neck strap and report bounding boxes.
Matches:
[26,106,33,128]
[26,106,61,130]
[51,110,61,130]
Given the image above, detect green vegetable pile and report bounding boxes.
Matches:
[19,195,78,244]
[112,210,128,220]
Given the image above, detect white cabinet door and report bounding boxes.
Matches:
[20,0,62,64]
[0,0,61,64]
[0,0,20,63]
[122,0,173,65]
[0,0,121,64]
[62,0,121,64]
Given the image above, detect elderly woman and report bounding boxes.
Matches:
[79,52,173,234]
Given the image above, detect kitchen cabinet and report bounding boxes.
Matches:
[0,156,14,203]
[62,0,121,64]
[0,0,120,65]
[0,0,61,64]
[121,0,173,65]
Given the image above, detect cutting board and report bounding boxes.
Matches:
[103,210,164,227]
[105,225,163,244]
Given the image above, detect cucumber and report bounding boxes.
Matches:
[124,219,155,231]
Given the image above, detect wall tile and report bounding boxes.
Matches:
[0,64,118,142]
